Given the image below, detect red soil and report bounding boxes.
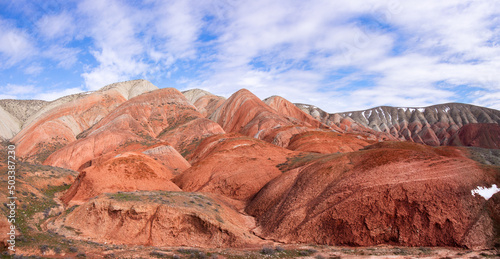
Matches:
[61,152,181,206]
[448,123,500,149]
[287,130,375,153]
[247,141,499,248]
[174,133,294,201]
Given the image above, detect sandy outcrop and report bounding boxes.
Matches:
[0,99,47,127]
[247,141,499,248]
[49,191,262,248]
[182,89,214,104]
[193,95,226,117]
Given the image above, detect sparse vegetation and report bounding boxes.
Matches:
[277,152,327,172]
[261,246,275,255]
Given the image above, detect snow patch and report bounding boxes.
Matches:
[417,108,425,112]
[471,184,500,200]
[444,107,450,113]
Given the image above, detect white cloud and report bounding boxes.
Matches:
[0,19,36,67]
[24,64,44,75]
[36,12,75,40]
[190,0,500,112]
[150,0,201,60]
[0,84,38,100]
[77,0,149,90]
[0,94,17,100]
[42,45,80,68]
[1,0,500,113]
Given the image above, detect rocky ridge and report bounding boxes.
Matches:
[297,103,500,147]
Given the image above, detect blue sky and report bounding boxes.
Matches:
[0,0,499,112]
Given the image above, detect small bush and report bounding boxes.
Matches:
[149,250,169,258]
[261,246,275,255]
[69,246,78,253]
[298,249,317,256]
[53,247,62,254]
[275,245,285,252]
[39,245,49,253]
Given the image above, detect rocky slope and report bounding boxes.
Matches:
[0,105,21,140]
[0,99,47,127]
[287,130,375,153]
[48,191,262,248]
[60,152,181,206]
[44,87,223,171]
[174,133,293,201]
[182,89,226,117]
[448,123,500,149]
[297,103,500,147]
[9,80,158,162]
[247,141,500,249]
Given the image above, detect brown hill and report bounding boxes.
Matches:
[60,152,181,206]
[44,88,223,171]
[10,80,158,163]
[448,123,500,149]
[287,130,375,153]
[11,90,127,163]
[174,133,293,201]
[247,141,499,248]
[264,95,327,129]
[49,191,262,248]
[209,89,299,139]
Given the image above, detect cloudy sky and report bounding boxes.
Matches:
[0,0,498,112]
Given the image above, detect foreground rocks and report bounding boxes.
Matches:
[48,191,262,248]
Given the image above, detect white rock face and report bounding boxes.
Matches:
[101,79,159,100]
[182,89,213,104]
[0,106,21,140]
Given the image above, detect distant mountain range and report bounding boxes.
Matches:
[297,102,500,148]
